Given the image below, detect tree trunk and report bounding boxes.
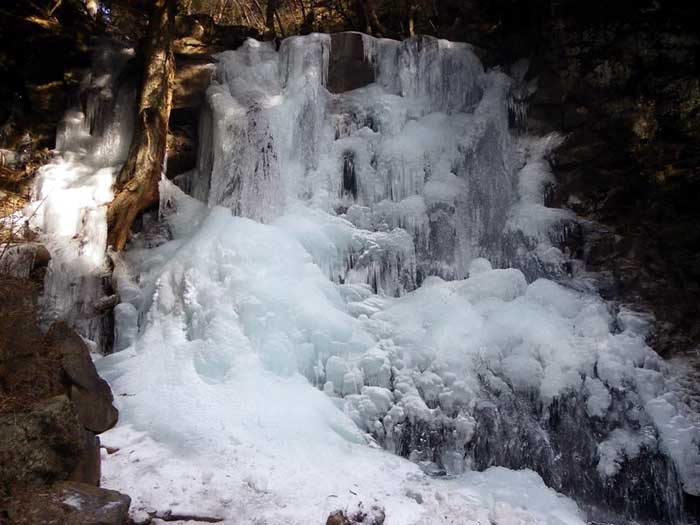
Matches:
[107,0,176,251]
[366,0,387,37]
[265,0,278,36]
[354,0,370,34]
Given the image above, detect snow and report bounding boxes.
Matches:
[62,494,84,510]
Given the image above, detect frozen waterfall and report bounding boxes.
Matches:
[30,40,137,350]
[31,33,700,524]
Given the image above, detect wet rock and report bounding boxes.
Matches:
[94,295,118,313]
[2,481,131,525]
[69,430,101,486]
[468,391,684,524]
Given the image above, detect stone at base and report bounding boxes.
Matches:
[2,481,130,525]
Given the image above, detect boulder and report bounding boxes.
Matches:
[46,322,118,433]
[0,395,86,492]
[69,385,118,434]
[2,481,130,525]
[327,511,350,525]
[326,506,385,525]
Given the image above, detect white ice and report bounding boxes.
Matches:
[98,186,586,524]
[27,42,135,346]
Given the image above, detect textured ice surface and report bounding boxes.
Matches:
[101,181,700,523]
[187,33,570,290]
[28,40,136,348]
[83,32,699,523]
[99,186,586,524]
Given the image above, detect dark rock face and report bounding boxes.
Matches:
[327,32,375,94]
[2,481,131,525]
[47,322,119,433]
[468,392,684,524]
[522,5,700,356]
[0,276,126,520]
[437,1,700,354]
[0,1,101,151]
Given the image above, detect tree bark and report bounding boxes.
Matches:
[107,0,176,251]
[366,0,387,37]
[353,0,370,34]
[265,0,279,35]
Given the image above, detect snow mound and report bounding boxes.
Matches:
[99,189,586,524]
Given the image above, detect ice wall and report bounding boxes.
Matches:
[190,33,570,293]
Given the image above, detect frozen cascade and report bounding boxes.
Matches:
[188,34,550,291]
[30,39,137,349]
[27,32,691,524]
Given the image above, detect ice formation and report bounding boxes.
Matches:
[28,40,136,348]
[99,186,588,524]
[29,33,700,524]
[183,34,575,290]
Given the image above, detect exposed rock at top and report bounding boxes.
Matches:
[173,14,259,58]
[165,15,257,179]
[518,4,700,354]
[327,32,375,94]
